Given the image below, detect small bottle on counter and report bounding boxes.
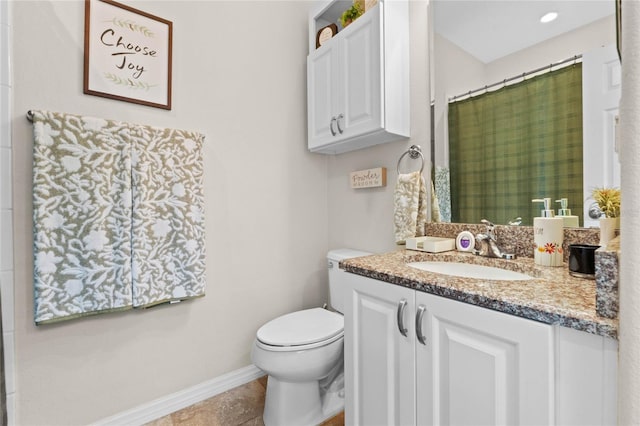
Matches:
[555,198,580,228]
[532,198,564,267]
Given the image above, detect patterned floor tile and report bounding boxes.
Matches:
[146,376,343,426]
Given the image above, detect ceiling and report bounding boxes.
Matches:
[433,0,615,63]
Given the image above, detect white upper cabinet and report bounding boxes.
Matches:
[307,0,409,154]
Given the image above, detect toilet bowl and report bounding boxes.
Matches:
[251,249,371,426]
[251,308,345,425]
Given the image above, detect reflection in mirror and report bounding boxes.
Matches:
[430,0,619,227]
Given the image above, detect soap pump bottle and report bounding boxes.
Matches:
[532,198,564,267]
[555,198,580,228]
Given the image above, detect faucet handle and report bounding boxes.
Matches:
[508,217,522,226]
[480,219,495,239]
[480,219,495,228]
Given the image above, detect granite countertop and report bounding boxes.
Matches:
[341,249,618,339]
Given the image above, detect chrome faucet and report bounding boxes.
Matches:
[474,219,515,259]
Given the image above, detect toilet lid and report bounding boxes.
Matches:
[257,308,344,347]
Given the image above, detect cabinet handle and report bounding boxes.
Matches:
[330,116,337,136]
[416,305,427,345]
[336,113,344,134]
[397,299,408,337]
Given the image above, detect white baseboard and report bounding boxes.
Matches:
[93,364,265,426]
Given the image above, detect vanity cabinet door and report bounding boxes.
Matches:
[415,292,554,426]
[555,326,618,425]
[343,272,416,426]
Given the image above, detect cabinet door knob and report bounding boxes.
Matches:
[397,299,408,337]
[336,113,344,134]
[330,116,337,136]
[416,305,427,345]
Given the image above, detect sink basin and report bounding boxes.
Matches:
[407,261,533,281]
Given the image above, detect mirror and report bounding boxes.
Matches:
[430,0,619,227]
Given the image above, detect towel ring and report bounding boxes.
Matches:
[396,145,424,174]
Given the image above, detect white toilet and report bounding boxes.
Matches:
[251,249,370,426]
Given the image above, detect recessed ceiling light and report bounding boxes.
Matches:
[540,12,558,23]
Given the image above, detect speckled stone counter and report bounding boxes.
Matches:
[341,249,618,339]
[595,237,620,319]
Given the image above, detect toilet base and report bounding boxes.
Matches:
[262,376,344,426]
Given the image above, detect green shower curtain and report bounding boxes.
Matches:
[448,64,583,226]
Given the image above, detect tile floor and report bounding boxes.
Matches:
[144,376,345,426]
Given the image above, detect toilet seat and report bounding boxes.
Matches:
[256,308,344,352]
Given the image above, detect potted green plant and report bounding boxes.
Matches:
[340,2,364,28]
[592,187,621,218]
[592,187,621,245]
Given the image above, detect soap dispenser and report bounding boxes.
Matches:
[555,198,580,228]
[532,198,564,267]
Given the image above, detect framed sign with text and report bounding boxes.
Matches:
[83,0,173,109]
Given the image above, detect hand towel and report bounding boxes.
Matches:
[130,124,206,307]
[431,179,442,223]
[32,110,207,322]
[434,166,451,222]
[32,110,133,324]
[394,171,428,244]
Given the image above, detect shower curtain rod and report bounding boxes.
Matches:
[448,54,582,103]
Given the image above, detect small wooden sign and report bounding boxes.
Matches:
[350,167,387,189]
[316,24,338,49]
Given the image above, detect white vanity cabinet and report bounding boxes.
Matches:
[343,271,417,425]
[343,272,618,425]
[415,291,553,426]
[307,1,409,154]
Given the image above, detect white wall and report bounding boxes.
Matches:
[11,1,329,424]
[618,1,640,422]
[484,16,615,84]
[0,1,15,424]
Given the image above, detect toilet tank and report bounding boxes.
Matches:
[327,249,372,314]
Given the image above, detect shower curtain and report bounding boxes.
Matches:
[448,64,584,226]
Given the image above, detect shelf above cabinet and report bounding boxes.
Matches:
[309,1,352,53]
